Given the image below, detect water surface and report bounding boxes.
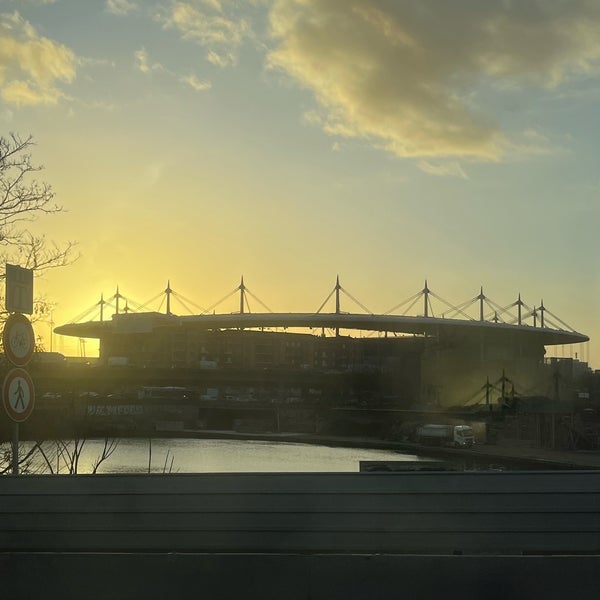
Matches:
[13,437,424,474]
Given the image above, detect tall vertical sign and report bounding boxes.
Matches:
[5,264,34,315]
[3,265,35,475]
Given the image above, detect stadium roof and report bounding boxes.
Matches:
[54,311,588,346]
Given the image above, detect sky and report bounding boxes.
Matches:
[0,0,598,365]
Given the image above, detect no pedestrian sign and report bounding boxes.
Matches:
[3,368,35,422]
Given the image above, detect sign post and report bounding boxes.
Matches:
[2,265,35,475]
[12,419,18,476]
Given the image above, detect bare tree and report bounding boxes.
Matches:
[0,441,51,475]
[1,438,121,475]
[91,437,119,474]
[0,133,77,320]
[56,438,86,474]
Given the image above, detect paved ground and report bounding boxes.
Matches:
[467,441,600,469]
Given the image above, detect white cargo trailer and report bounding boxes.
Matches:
[415,424,474,448]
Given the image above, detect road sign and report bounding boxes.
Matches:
[2,313,35,367]
[3,368,35,422]
[5,264,34,314]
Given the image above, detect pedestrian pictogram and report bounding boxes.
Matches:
[2,368,35,422]
[2,313,35,367]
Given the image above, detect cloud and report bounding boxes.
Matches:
[501,128,568,161]
[106,0,137,16]
[135,47,211,93]
[181,73,212,91]
[267,0,600,161]
[2,79,62,105]
[159,1,252,67]
[0,11,76,106]
[9,1,58,5]
[134,47,164,74]
[78,56,116,69]
[417,160,468,179]
[206,49,236,68]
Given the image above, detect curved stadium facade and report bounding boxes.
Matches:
[55,309,589,407]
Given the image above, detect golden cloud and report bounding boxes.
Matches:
[0,11,76,106]
[161,1,251,67]
[267,0,600,160]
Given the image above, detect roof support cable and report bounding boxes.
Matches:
[543,307,577,333]
[483,297,520,322]
[339,285,373,315]
[68,303,102,324]
[384,290,423,315]
[243,293,252,314]
[245,287,273,313]
[169,294,193,316]
[429,290,475,321]
[203,286,240,314]
[427,294,435,318]
[444,295,479,319]
[400,294,423,316]
[170,290,209,315]
[315,287,336,314]
[136,291,165,313]
[507,301,536,325]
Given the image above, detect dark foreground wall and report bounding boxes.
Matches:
[2,553,599,600]
[1,471,599,598]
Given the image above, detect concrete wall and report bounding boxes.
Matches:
[1,471,599,598]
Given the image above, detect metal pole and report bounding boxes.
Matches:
[12,422,19,475]
[49,311,54,352]
[479,287,484,322]
[552,369,559,450]
[335,276,340,337]
[165,281,172,315]
[239,276,245,315]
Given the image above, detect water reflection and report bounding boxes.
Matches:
[11,438,424,474]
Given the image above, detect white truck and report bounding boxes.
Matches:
[415,424,474,448]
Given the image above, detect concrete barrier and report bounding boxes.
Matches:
[1,471,599,597]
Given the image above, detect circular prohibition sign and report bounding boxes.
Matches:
[2,313,35,367]
[3,368,35,422]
